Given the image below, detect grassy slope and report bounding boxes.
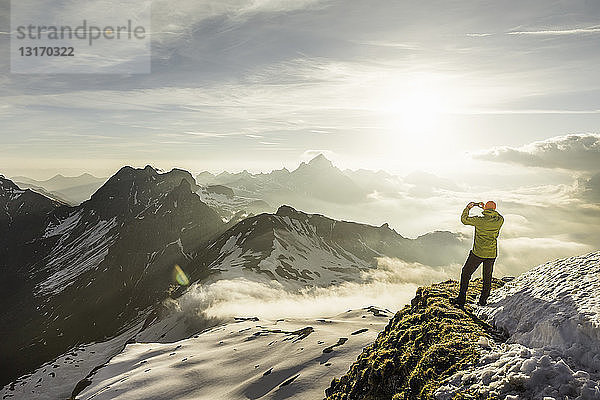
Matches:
[325,279,505,400]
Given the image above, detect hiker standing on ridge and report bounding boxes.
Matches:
[453,201,504,308]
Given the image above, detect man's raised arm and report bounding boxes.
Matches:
[461,202,483,226]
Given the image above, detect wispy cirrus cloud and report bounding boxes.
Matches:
[507,26,600,36]
[466,25,600,38]
[455,109,600,115]
[466,33,493,37]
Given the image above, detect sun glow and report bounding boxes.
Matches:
[378,78,449,145]
[385,91,442,141]
[365,73,468,171]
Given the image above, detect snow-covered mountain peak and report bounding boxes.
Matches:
[193,205,469,291]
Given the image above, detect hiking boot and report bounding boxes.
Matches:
[451,297,465,308]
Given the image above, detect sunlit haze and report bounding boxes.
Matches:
[2,1,600,178]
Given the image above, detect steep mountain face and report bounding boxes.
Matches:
[0,175,65,316]
[0,168,225,387]
[191,205,469,288]
[0,175,66,312]
[0,175,65,246]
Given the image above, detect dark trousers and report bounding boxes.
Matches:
[457,251,495,304]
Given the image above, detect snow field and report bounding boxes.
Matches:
[436,251,600,400]
[76,308,392,400]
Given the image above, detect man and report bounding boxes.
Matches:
[453,200,504,308]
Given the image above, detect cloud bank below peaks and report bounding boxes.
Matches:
[473,133,600,172]
[173,257,460,322]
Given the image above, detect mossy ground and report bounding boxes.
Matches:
[325,279,504,400]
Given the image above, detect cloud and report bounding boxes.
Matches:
[403,171,461,197]
[499,213,534,237]
[457,109,600,115]
[353,40,421,50]
[466,26,600,38]
[173,258,459,321]
[150,0,326,42]
[498,237,593,276]
[507,26,600,36]
[578,173,600,204]
[473,134,600,172]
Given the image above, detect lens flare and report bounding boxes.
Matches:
[173,264,190,286]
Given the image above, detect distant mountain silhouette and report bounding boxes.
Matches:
[13,173,107,205]
[196,154,369,206]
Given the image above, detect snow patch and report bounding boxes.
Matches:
[481,251,600,372]
[436,251,600,400]
[74,309,391,400]
[36,217,118,295]
[43,210,83,238]
[0,324,143,400]
[437,342,599,400]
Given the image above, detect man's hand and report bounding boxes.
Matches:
[467,202,484,209]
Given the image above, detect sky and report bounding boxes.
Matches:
[0,0,599,275]
[1,0,600,179]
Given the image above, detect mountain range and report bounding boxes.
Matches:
[13,173,107,205]
[2,159,598,400]
[193,204,468,289]
[11,155,461,237]
[0,162,469,395]
[0,167,225,387]
[195,154,391,208]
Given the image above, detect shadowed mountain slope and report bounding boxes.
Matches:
[0,167,225,387]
